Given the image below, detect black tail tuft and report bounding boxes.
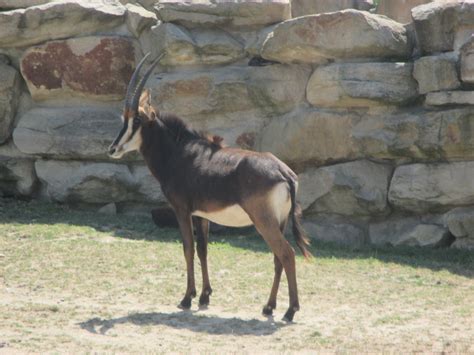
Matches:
[288,178,312,259]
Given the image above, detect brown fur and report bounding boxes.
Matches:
[109,87,311,322]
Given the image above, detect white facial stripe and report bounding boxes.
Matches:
[116,120,133,146]
[114,120,142,156]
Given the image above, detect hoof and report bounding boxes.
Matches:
[262,305,274,316]
[198,288,212,307]
[178,297,192,310]
[198,294,210,307]
[282,306,299,322]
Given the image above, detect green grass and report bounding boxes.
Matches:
[1,197,473,353]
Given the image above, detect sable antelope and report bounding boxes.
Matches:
[108,53,311,322]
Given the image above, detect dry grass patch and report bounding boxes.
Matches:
[1,198,473,353]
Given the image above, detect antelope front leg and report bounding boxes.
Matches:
[176,211,196,309]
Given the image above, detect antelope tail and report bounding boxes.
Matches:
[287,177,312,259]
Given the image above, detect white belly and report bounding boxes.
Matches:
[193,205,253,227]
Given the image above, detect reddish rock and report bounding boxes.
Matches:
[21,36,137,101]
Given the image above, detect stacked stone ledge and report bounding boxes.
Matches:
[0,0,474,250]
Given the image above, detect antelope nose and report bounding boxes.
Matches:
[108,146,116,156]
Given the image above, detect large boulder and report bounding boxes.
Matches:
[444,207,474,239]
[0,142,36,197]
[155,0,291,29]
[376,0,433,24]
[35,160,164,204]
[0,158,36,197]
[258,107,358,165]
[451,238,474,250]
[147,64,310,148]
[303,216,368,247]
[426,91,474,106]
[307,62,417,107]
[0,62,20,144]
[291,0,373,18]
[413,53,460,94]
[0,0,126,48]
[125,3,157,38]
[21,36,137,102]
[353,108,474,163]
[260,10,410,64]
[260,107,474,166]
[0,0,50,9]
[13,107,124,160]
[298,160,392,216]
[460,35,474,84]
[149,23,244,66]
[388,162,474,213]
[369,217,452,247]
[412,1,474,54]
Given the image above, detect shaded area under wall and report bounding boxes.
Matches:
[1,197,472,278]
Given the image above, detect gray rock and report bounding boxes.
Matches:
[146,64,310,150]
[451,238,474,251]
[426,91,474,106]
[376,0,432,24]
[260,10,410,64]
[155,0,290,29]
[258,107,359,165]
[444,207,474,239]
[0,141,36,196]
[150,23,197,66]
[148,63,309,120]
[261,107,474,166]
[13,107,124,160]
[412,1,474,54]
[389,162,474,213]
[151,23,244,66]
[125,3,157,37]
[307,62,418,107]
[130,164,163,203]
[193,29,245,65]
[35,160,165,204]
[0,62,20,144]
[20,36,138,102]
[460,35,474,84]
[0,0,126,48]
[369,217,451,247]
[413,54,460,94]
[0,0,51,9]
[243,25,276,57]
[0,140,30,159]
[0,156,36,197]
[299,160,392,216]
[292,0,373,18]
[303,216,368,247]
[98,203,117,215]
[353,107,474,163]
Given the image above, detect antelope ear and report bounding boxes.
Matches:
[138,89,157,120]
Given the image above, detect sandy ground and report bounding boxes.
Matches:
[1,276,474,354]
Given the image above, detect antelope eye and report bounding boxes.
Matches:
[133,117,141,126]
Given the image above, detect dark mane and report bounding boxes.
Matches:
[159,113,224,148]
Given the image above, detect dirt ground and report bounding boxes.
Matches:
[1,199,474,353]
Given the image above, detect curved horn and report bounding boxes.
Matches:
[124,52,151,111]
[130,53,165,114]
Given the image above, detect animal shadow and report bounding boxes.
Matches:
[79,311,287,336]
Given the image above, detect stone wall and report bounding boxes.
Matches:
[0,0,473,250]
